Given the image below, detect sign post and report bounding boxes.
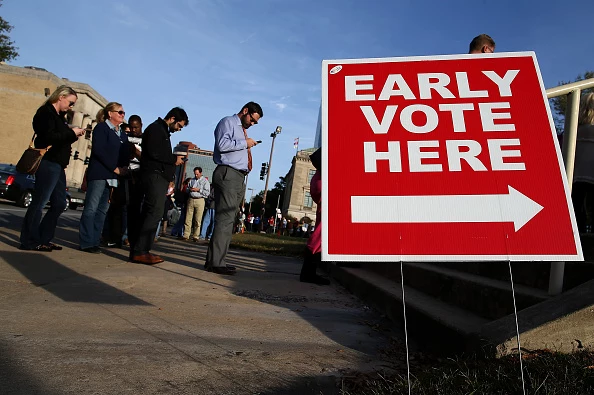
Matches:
[322,52,582,263]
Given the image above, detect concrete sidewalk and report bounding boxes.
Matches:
[0,217,400,395]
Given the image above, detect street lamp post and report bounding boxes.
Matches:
[261,126,282,231]
[247,188,255,215]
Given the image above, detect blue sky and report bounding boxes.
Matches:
[3,0,593,195]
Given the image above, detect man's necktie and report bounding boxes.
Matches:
[243,127,252,172]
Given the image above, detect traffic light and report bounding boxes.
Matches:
[73,151,79,160]
[84,157,89,165]
[259,162,267,180]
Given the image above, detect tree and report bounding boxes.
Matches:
[549,71,594,133]
[0,0,19,63]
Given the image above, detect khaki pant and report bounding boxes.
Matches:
[184,197,205,239]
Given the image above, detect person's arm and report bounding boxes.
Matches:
[33,107,77,145]
[214,117,247,154]
[201,179,211,198]
[142,125,177,165]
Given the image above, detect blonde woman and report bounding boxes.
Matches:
[572,92,594,232]
[79,102,130,253]
[19,86,86,251]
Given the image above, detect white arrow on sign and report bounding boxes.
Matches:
[351,185,544,232]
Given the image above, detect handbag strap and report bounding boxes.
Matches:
[29,133,36,149]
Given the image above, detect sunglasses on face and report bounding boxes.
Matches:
[68,101,76,107]
[111,110,126,116]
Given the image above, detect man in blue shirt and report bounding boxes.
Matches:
[205,102,262,275]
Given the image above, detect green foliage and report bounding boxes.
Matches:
[0,1,19,63]
[550,71,594,132]
[230,232,306,257]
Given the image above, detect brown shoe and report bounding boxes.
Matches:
[131,253,159,265]
[150,253,164,263]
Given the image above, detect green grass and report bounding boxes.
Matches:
[230,232,307,257]
[340,350,594,395]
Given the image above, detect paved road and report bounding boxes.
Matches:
[0,202,401,394]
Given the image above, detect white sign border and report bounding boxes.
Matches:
[321,51,584,262]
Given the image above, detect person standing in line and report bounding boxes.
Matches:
[182,167,210,241]
[122,115,143,247]
[20,86,86,251]
[300,148,329,285]
[205,102,262,275]
[171,177,191,237]
[198,184,216,241]
[468,34,495,54]
[79,102,129,253]
[129,107,188,264]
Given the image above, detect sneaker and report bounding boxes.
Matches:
[122,239,130,247]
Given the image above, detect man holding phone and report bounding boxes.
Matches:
[129,107,189,265]
[205,102,262,275]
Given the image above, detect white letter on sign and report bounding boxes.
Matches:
[455,72,488,98]
[479,102,515,132]
[378,74,416,100]
[364,141,402,172]
[418,73,455,99]
[408,141,442,172]
[439,103,474,132]
[345,75,375,101]
[482,70,520,97]
[446,140,487,171]
[400,105,439,133]
[361,105,398,134]
[488,138,526,171]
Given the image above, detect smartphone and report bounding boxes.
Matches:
[256,140,262,144]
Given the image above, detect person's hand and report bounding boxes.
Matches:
[175,156,185,166]
[114,167,121,175]
[72,127,86,138]
[246,138,257,148]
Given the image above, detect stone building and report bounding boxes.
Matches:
[172,141,215,186]
[0,63,108,188]
[281,148,318,222]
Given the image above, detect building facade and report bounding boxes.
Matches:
[0,63,108,188]
[281,148,318,222]
[173,141,216,185]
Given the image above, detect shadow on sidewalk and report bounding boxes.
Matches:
[0,250,150,306]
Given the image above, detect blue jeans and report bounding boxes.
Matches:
[20,159,67,248]
[199,208,215,239]
[79,180,111,249]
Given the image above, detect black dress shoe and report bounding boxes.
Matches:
[48,243,63,251]
[34,245,52,252]
[81,246,101,254]
[19,244,31,251]
[300,274,330,285]
[210,266,236,275]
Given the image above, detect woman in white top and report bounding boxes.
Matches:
[572,92,594,232]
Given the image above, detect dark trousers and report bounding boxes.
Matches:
[131,172,168,256]
[127,173,143,256]
[572,181,594,233]
[206,166,245,268]
[103,183,125,244]
[20,159,67,248]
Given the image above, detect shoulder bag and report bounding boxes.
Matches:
[16,133,51,174]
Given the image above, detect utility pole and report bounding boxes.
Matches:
[247,188,254,214]
[261,126,282,230]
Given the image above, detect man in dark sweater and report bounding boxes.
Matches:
[129,107,188,264]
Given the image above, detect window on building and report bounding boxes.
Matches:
[307,169,316,183]
[304,191,313,208]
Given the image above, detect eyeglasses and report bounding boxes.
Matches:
[248,113,259,125]
[68,101,76,107]
[111,110,126,116]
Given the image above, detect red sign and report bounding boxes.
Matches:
[322,53,582,262]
